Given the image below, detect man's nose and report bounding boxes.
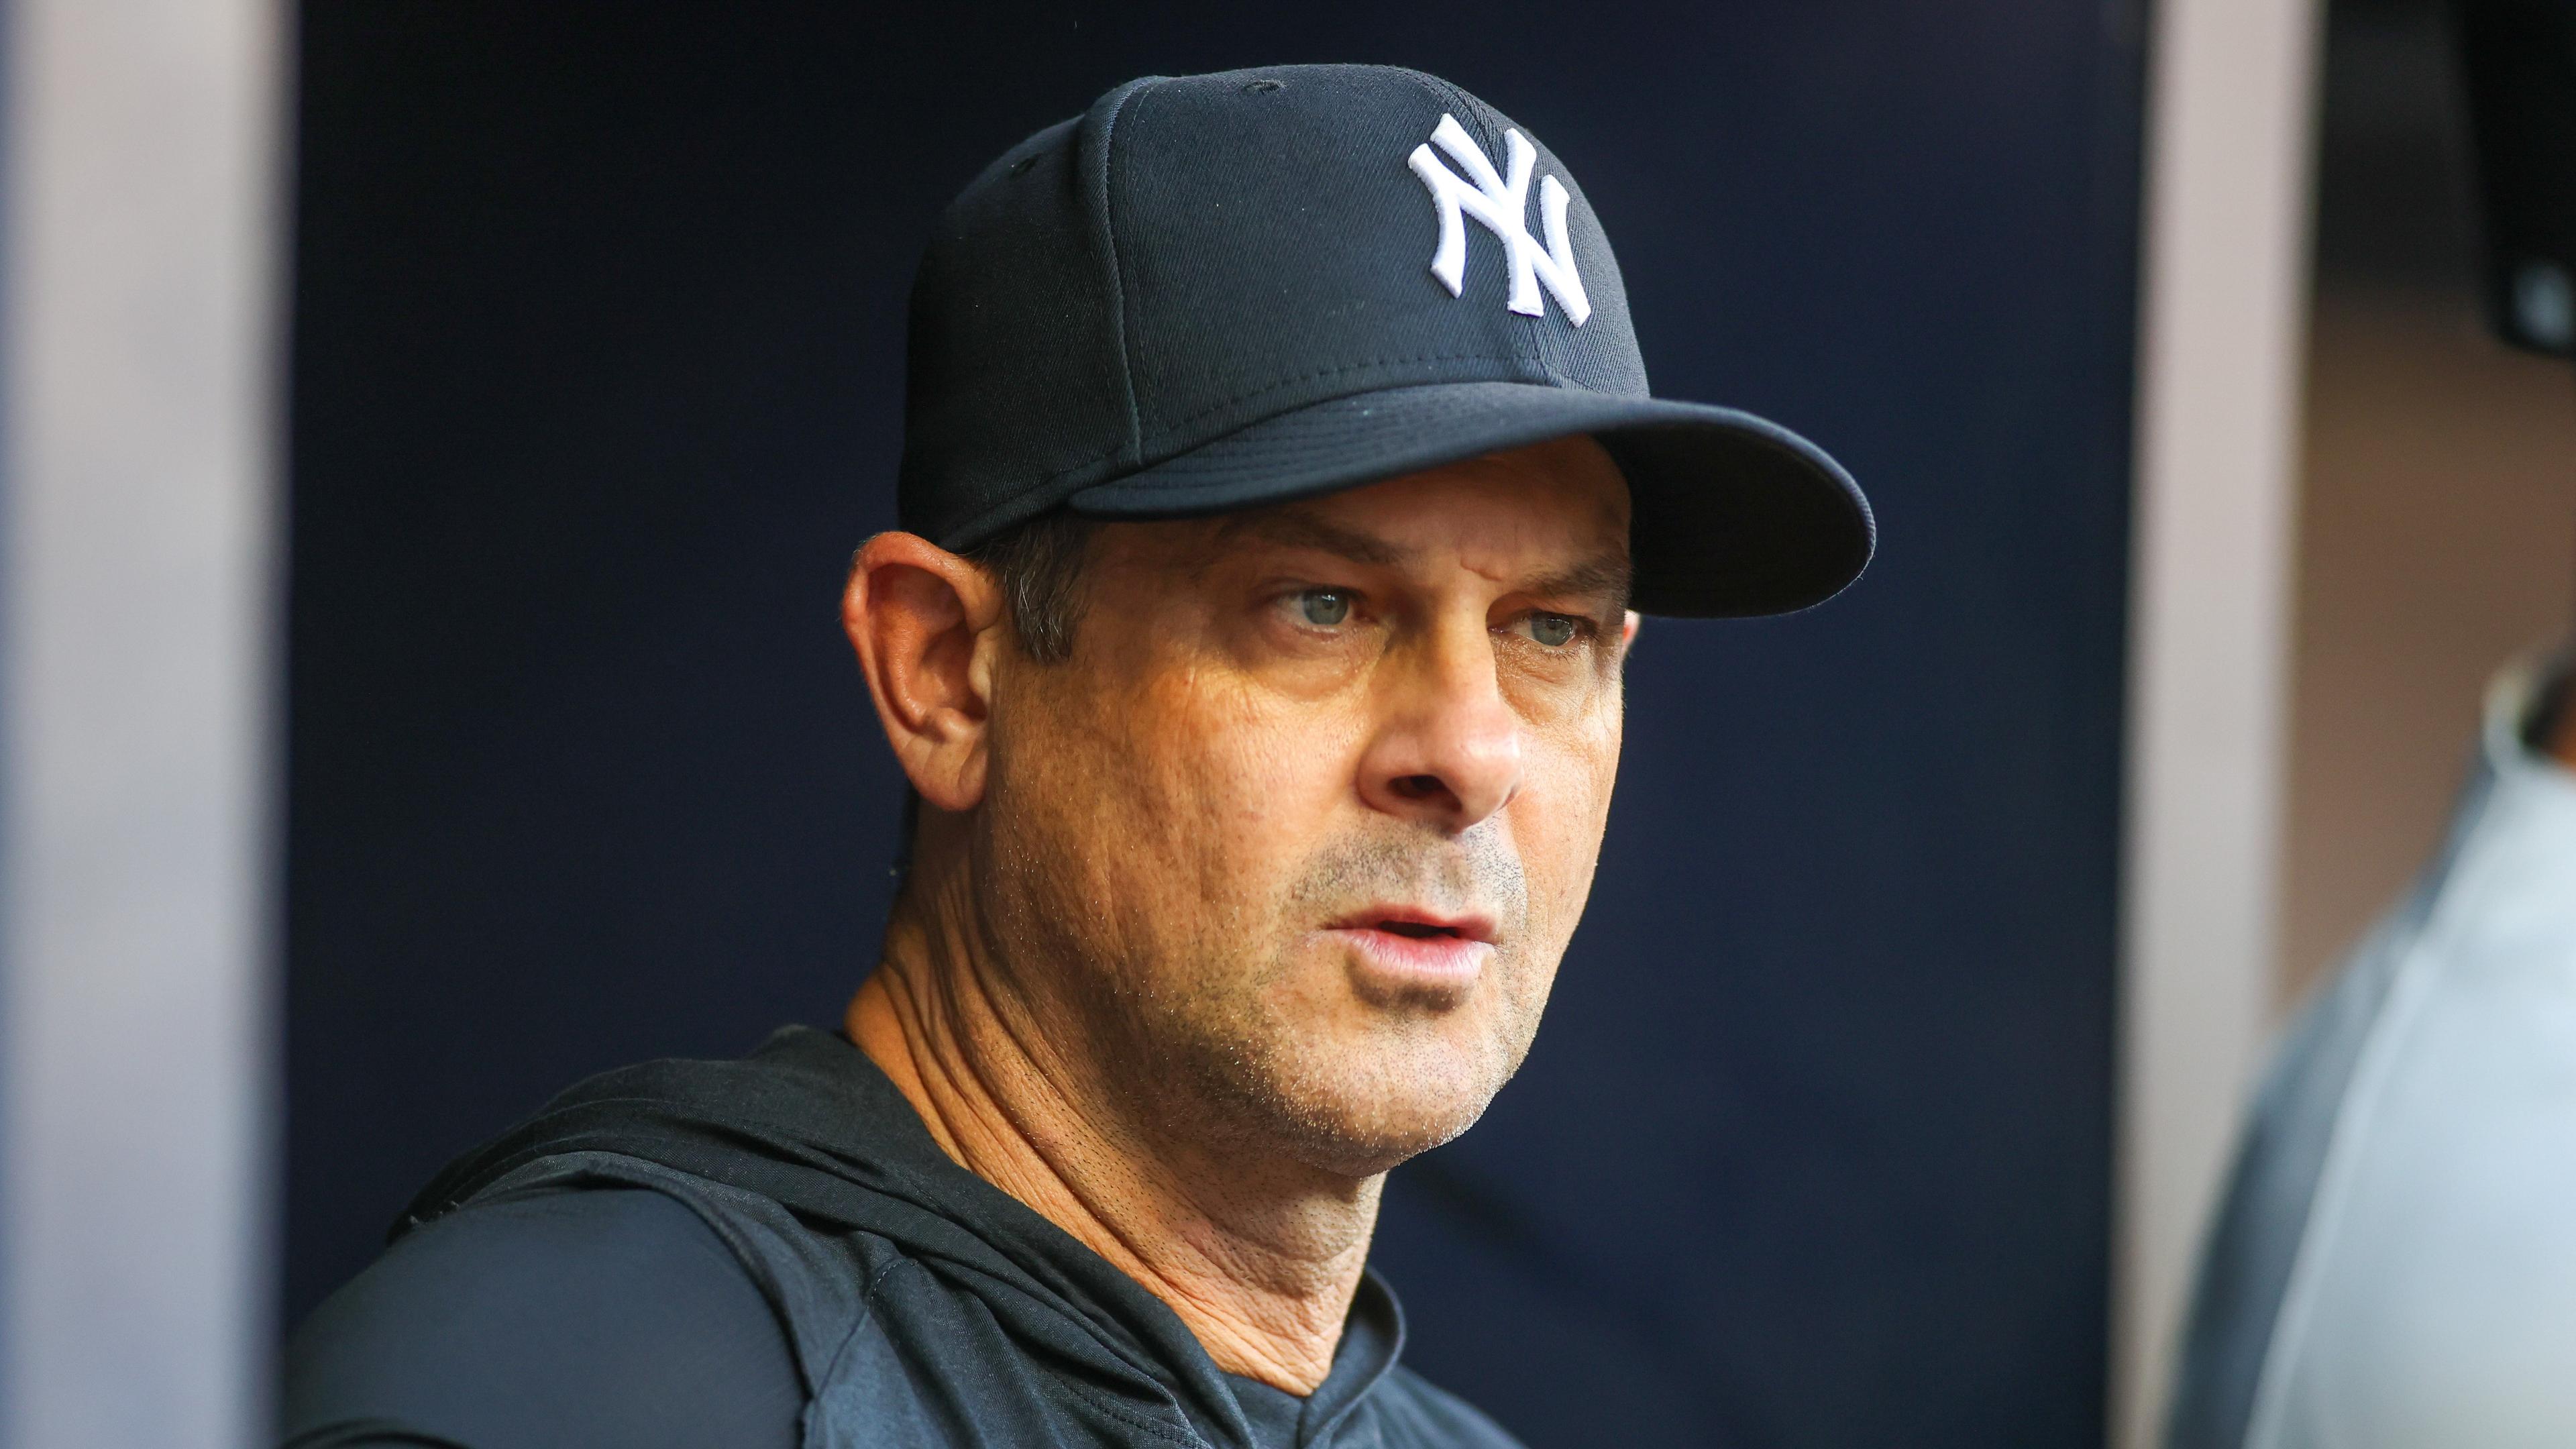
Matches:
[1356,623,1524,834]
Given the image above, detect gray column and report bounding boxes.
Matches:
[2115,0,2321,1444]
[0,0,286,1444]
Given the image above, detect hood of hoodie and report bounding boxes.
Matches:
[399,1025,1404,1447]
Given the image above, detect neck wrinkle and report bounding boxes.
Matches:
[847,857,1375,1397]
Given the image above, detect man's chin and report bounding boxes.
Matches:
[1251,1056,1510,1178]
[1279,1110,1485,1179]
[1148,997,1531,1177]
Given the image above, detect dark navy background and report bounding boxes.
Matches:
[285,5,2141,1445]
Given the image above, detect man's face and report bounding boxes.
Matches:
[973,435,1636,1177]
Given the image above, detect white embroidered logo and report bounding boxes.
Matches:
[1407,113,1591,327]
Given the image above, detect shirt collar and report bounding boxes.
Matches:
[2431,655,2576,947]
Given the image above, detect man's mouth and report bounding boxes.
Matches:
[1322,907,1498,995]
[1379,920,1455,940]
[1330,907,1497,944]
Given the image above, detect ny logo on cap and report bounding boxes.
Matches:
[1407,113,1591,328]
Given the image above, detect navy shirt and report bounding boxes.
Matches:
[283,1028,1517,1449]
[285,1191,803,1448]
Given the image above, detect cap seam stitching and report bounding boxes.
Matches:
[1149,350,1568,441]
[1093,78,1152,470]
[931,365,1566,548]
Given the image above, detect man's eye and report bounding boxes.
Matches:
[1295,590,1353,627]
[1528,612,1580,647]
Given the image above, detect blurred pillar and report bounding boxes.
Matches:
[2115,0,2320,1446]
[0,0,286,1445]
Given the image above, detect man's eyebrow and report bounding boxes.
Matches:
[1213,510,1411,567]
[1214,509,1631,604]
[1521,551,1633,609]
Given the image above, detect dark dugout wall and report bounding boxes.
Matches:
[286,5,2142,1445]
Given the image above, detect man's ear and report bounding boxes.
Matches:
[842,532,1007,812]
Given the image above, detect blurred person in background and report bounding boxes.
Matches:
[274,65,1870,1449]
[2166,3,2576,1444]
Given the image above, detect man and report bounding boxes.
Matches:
[2163,5,2576,1445]
[283,64,1871,1448]
[2165,663,2576,1449]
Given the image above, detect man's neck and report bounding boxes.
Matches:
[845,881,1377,1395]
[2555,690,2576,769]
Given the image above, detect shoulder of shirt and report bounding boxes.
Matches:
[1369,1363,1529,1448]
[281,1187,804,1449]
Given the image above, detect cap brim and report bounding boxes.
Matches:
[1065,381,1874,617]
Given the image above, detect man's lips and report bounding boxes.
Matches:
[1323,906,1497,991]
[1324,906,1498,944]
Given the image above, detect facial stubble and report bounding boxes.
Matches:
[1032,817,1552,1181]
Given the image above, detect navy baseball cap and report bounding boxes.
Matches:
[897,64,1873,617]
